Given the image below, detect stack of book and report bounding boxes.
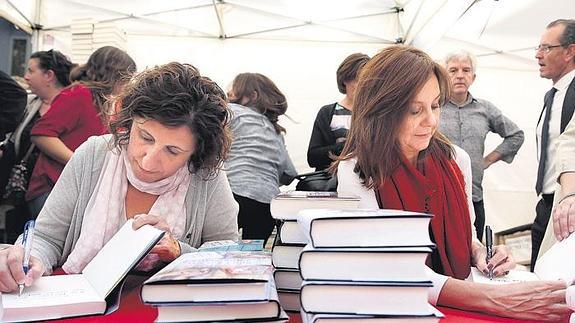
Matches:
[270,191,360,313]
[141,251,288,322]
[70,20,128,64]
[70,18,94,63]
[92,22,127,51]
[297,208,444,322]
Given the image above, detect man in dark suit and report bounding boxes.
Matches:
[531,19,575,270]
[0,70,26,143]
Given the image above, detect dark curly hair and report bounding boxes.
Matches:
[109,62,232,179]
[70,46,136,117]
[30,49,75,87]
[229,73,288,134]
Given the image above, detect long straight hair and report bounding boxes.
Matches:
[330,45,452,189]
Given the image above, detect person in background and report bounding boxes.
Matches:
[0,62,239,291]
[531,19,575,270]
[226,73,297,244]
[307,53,369,171]
[26,46,136,217]
[0,50,75,196]
[333,45,569,321]
[439,50,524,241]
[0,70,26,143]
[536,19,575,259]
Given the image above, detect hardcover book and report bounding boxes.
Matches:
[141,251,275,304]
[278,220,309,245]
[155,289,285,322]
[299,245,432,282]
[301,305,444,322]
[297,209,433,248]
[271,191,360,220]
[300,281,433,316]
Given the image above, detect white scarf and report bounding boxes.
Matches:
[62,146,190,273]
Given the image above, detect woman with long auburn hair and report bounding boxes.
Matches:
[332,45,570,321]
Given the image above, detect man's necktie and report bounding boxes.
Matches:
[535,87,558,195]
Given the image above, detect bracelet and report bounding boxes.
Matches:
[558,192,575,204]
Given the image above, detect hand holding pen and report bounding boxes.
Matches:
[0,220,44,293]
[485,225,494,280]
[19,220,36,296]
[471,225,516,278]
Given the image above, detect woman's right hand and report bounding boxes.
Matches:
[485,280,571,321]
[0,245,44,293]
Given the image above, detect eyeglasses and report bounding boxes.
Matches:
[535,44,563,54]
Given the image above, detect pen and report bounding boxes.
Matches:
[485,225,493,280]
[19,220,36,296]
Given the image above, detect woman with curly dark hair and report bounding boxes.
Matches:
[0,62,239,289]
[226,72,296,243]
[26,46,136,217]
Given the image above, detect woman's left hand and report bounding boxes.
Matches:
[132,214,181,263]
[472,243,516,277]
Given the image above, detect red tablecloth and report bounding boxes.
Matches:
[47,280,567,323]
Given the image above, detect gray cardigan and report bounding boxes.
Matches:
[19,135,239,273]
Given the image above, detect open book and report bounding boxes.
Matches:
[0,220,164,322]
[471,231,575,285]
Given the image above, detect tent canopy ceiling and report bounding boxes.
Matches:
[3,0,573,58]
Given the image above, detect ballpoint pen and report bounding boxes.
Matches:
[19,220,36,296]
[485,225,493,280]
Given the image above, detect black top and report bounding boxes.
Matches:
[307,103,351,170]
[0,70,27,141]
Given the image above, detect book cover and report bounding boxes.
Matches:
[271,242,305,270]
[279,220,309,244]
[300,281,433,316]
[271,191,360,220]
[0,220,164,322]
[141,251,275,304]
[198,239,265,252]
[277,289,301,312]
[274,268,303,291]
[155,288,284,322]
[301,305,444,322]
[299,245,432,282]
[297,209,433,248]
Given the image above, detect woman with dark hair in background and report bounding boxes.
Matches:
[26,46,136,217]
[226,73,296,243]
[0,50,75,242]
[307,53,369,171]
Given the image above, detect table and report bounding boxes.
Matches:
[48,277,567,323]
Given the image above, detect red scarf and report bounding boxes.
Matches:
[376,152,471,280]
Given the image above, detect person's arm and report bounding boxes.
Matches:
[484,102,525,169]
[0,70,27,140]
[553,172,575,240]
[31,136,73,164]
[307,105,342,168]
[30,87,81,165]
[198,171,240,246]
[553,117,575,240]
[437,278,570,321]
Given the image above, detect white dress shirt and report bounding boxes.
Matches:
[537,69,575,194]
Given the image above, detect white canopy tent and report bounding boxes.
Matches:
[2,0,575,234]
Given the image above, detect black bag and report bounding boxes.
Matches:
[294,170,337,192]
[2,144,34,205]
